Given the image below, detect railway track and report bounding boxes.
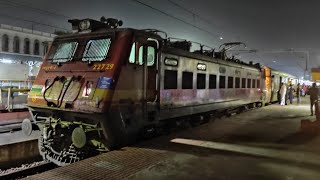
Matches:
[0,161,56,180]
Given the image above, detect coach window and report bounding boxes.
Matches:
[257,79,261,88]
[219,76,226,89]
[209,74,217,89]
[197,73,206,89]
[235,77,240,88]
[252,79,256,88]
[247,79,251,88]
[241,78,246,88]
[164,70,177,89]
[228,76,234,88]
[182,72,193,89]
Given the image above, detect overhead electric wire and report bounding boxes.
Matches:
[0,12,68,31]
[167,0,215,27]
[0,0,70,31]
[0,0,70,19]
[167,0,245,44]
[131,0,221,42]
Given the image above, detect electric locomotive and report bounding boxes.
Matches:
[26,17,294,166]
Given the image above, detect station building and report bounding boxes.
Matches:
[0,24,55,81]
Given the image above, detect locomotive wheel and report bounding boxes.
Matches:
[72,127,87,149]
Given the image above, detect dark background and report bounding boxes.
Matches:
[2,0,318,79]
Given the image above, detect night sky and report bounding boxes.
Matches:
[1,0,319,79]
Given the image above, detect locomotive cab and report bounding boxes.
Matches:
[27,18,162,165]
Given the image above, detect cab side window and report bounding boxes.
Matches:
[129,42,156,66]
[147,46,155,66]
[129,43,136,64]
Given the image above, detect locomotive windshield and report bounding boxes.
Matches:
[49,41,78,63]
[48,37,112,63]
[82,38,111,62]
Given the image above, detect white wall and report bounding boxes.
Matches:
[0,63,29,80]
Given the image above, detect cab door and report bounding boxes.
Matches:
[133,37,160,122]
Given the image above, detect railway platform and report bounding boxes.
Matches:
[0,111,40,169]
[25,97,320,180]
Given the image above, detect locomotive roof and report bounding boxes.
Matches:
[162,46,261,72]
[53,28,163,41]
[52,27,261,71]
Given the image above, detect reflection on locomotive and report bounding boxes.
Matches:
[26,17,297,166]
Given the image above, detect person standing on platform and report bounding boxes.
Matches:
[277,86,281,104]
[296,83,301,104]
[309,83,319,116]
[288,84,294,104]
[280,83,287,106]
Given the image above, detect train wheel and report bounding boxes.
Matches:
[22,118,33,136]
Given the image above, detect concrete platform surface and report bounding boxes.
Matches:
[25,97,320,180]
[0,130,40,146]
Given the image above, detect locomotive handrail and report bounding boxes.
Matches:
[142,29,168,39]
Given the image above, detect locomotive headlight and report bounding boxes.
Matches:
[82,81,93,97]
[79,20,91,31]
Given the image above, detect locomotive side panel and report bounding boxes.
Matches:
[159,52,263,120]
